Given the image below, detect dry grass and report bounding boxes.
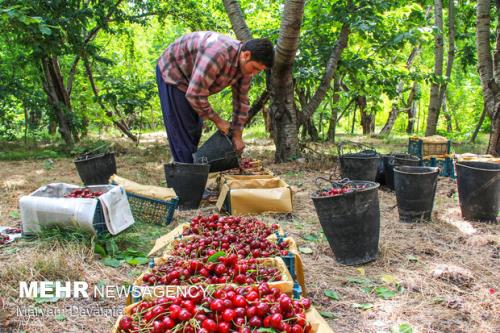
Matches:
[0,135,498,333]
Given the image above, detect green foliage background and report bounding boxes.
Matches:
[0,0,488,146]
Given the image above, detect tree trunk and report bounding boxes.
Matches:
[476,0,500,155]
[24,106,29,144]
[223,0,252,42]
[350,104,356,134]
[41,57,74,146]
[380,6,432,136]
[380,104,399,135]
[301,24,350,119]
[359,96,374,134]
[436,0,456,132]
[426,0,444,136]
[246,90,270,125]
[471,102,487,143]
[443,95,452,132]
[407,99,417,134]
[270,0,305,162]
[327,78,341,142]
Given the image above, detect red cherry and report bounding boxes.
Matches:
[178,308,192,321]
[270,313,283,329]
[162,316,175,329]
[210,299,224,312]
[249,316,262,327]
[246,291,259,302]
[217,322,230,333]
[222,308,236,322]
[232,295,247,307]
[202,319,217,332]
[151,320,166,333]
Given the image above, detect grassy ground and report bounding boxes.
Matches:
[0,132,498,333]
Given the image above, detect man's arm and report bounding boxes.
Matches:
[185,52,230,133]
[231,76,252,152]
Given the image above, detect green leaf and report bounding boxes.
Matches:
[121,249,146,257]
[34,295,61,304]
[207,251,226,263]
[257,328,277,333]
[407,255,418,262]
[39,25,52,35]
[375,286,397,300]
[102,257,122,268]
[126,257,149,266]
[9,210,19,218]
[55,314,66,321]
[94,243,107,257]
[302,233,319,242]
[391,323,413,333]
[347,277,374,287]
[43,159,53,170]
[299,247,313,254]
[352,303,373,310]
[105,239,119,257]
[324,290,340,301]
[319,311,336,319]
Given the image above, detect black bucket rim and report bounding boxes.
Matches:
[456,161,500,172]
[311,180,380,199]
[341,154,380,160]
[393,154,419,162]
[394,166,439,175]
[166,161,209,166]
[74,152,114,162]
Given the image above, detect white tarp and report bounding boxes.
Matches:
[19,183,134,235]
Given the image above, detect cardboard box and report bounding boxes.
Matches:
[216,176,293,215]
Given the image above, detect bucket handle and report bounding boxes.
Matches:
[315,176,355,190]
[337,140,376,157]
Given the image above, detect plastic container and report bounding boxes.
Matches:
[74,152,116,185]
[126,193,178,225]
[164,162,209,210]
[312,181,380,265]
[193,131,240,172]
[394,166,439,222]
[339,151,381,181]
[456,161,500,222]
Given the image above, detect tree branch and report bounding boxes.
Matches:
[223,0,252,42]
[66,0,124,94]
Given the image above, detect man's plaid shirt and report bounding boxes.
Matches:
[158,31,252,131]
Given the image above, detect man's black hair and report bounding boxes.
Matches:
[241,38,274,68]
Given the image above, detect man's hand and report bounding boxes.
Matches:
[213,117,230,135]
[232,133,245,153]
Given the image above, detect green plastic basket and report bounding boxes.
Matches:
[420,157,456,179]
[126,192,178,225]
[92,200,109,235]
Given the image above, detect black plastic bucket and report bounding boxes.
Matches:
[384,153,420,190]
[312,181,380,265]
[193,131,240,172]
[339,151,380,181]
[74,152,117,185]
[164,162,209,210]
[456,161,500,222]
[375,156,386,186]
[394,166,439,222]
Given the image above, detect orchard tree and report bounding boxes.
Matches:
[476,0,500,155]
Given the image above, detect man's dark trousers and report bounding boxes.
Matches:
[156,65,203,163]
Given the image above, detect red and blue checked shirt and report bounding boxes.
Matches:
[157,31,252,131]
